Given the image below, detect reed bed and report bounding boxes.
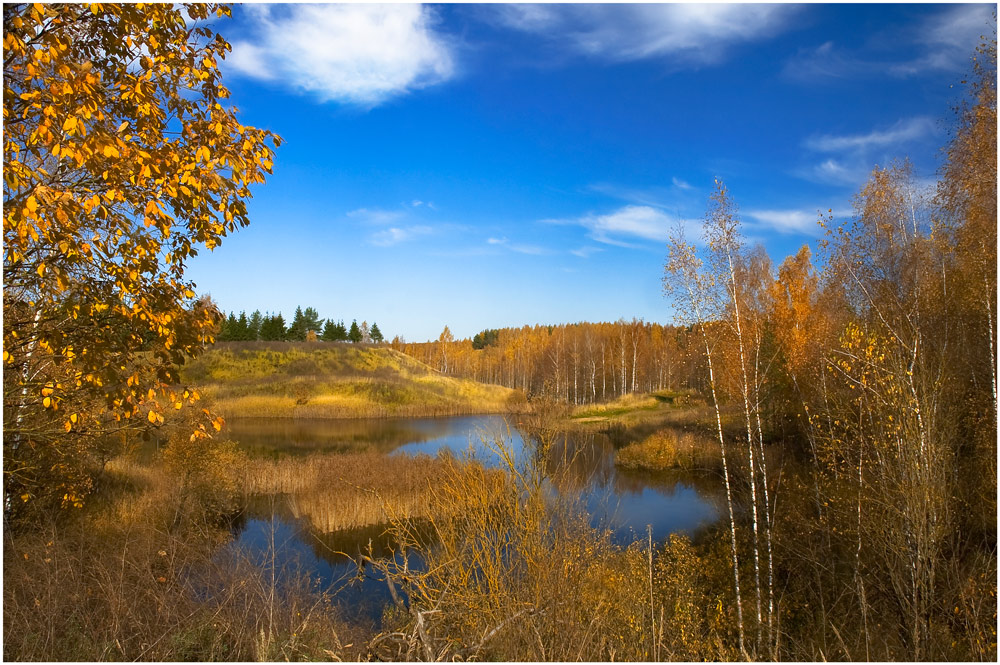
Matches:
[243,452,448,532]
[614,427,720,472]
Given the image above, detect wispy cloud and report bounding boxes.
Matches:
[370,225,432,247]
[805,117,936,152]
[570,246,603,259]
[228,4,454,106]
[799,117,939,186]
[346,207,405,225]
[486,236,549,255]
[889,4,995,77]
[588,181,699,210]
[783,5,994,82]
[745,209,823,236]
[547,205,691,247]
[492,4,799,66]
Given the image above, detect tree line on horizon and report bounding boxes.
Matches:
[398,320,699,404]
[217,305,384,344]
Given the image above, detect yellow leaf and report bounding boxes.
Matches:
[62,116,77,132]
[43,396,51,408]
[103,144,120,158]
[64,421,72,432]
[147,409,158,423]
[37,263,45,277]
[26,196,38,214]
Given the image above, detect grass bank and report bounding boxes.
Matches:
[569,389,703,425]
[183,342,526,419]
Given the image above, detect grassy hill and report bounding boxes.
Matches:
[182,341,525,419]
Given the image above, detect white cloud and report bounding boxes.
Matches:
[784,5,994,82]
[370,225,432,247]
[745,209,822,236]
[547,205,690,247]
[492,4,798,65]
[346,207,405,225]
[487,235,548,255]
[228,4,454,106]
[570,246,603,259]
[671,177,693,191]
[805,117,936,152]
[799,117,940,186]
[890,4,995,77]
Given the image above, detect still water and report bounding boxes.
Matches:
[226,414,721,626]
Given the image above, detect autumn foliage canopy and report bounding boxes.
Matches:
[3,3,280,518]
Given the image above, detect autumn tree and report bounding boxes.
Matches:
[664,221,746,656]
[438,325,454,372]
[3,4,279,519]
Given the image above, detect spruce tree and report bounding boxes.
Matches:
[248,310,263,340]
[259,312,287,341]
[287,306,306,341]
[348,319,362,343]
[235,311,250,341]
[370,322,384,343]
[219,312,238,341]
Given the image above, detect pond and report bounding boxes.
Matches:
[225,414,722,627]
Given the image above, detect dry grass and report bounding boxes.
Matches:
[3,452,351,662]
[242,452,449,532]
[615,427,721,472]
[569,389,705,427]
[184,343,525,419]
[367,433,741,661]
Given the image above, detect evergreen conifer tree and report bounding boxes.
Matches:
[321,319,338,341]
[235,311,250,340]
[371,322,384,343]
[259,312,287,341]
[248,310,263,340]
[348,319,362,343]
[287,306,306,341]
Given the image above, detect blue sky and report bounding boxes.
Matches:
[186,3,995,342]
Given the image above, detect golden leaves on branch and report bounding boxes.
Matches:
[4,3,278,517]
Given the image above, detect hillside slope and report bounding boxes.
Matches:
[183,342,525,419]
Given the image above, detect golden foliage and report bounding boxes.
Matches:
[3,3,280,517]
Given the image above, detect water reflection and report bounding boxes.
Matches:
[229,415,722,622]
[230,414,722,539]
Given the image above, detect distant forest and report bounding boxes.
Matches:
[398,320,693,405]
